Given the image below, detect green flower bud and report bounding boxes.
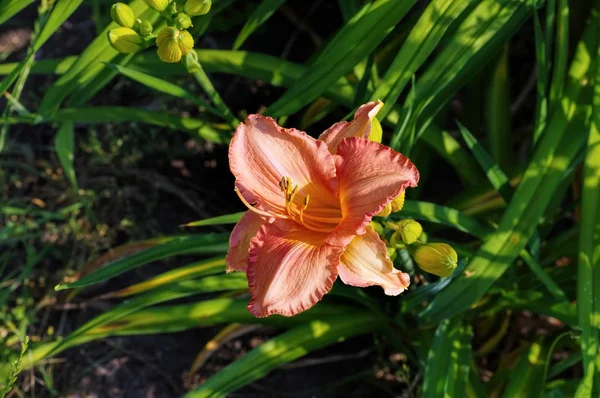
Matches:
[376,202,392,217]
[413,243,458,277]
[156,27,194,63]
[143,0,169,12]
[389,231,406,250]
[368,116,383,143]
[107,27,145,53]
[184,0,211,16]
[139,20,153,36]
[395,219,423,245]
[370,221,383,236]
[175,12,193,30]
[110,3,136,28]
[387,247,397,262]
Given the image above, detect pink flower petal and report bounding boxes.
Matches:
[319,101,383,154]
[226,211,265,273]
[339,227,410,295]
[328,137,419,246]
[229,115,339,222]
[247,223,343,317]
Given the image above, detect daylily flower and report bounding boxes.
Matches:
[227,101,419,317]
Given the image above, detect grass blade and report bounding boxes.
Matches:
[55,234,229,290]
[500,339,547,398]
[232,0,287,50]
[185,314,386,397]
[578,13,600,389]
[423,317,473,398]
[0,0,35,25]
[265,0,417,117]
[54,121,77,190]
[182,211,245,227]
[107,63,222,118]
[419,20,597,323]
[548,0,569,107]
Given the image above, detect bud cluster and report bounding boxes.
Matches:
[107,0,212,63]
[372,213,458,278]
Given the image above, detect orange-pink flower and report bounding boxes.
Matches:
[227,101,419,317]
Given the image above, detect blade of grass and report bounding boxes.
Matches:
[423,317,473,398]
[55,233,229,290]
[500,339,547,398]
[185,314,386,397]
[419,19,597,323]
[107,63,222,118]
[371,0,476,121]
[103,256,226,298]
[485,45,512,169]
[548,0,569,108]
[54,121,77,190]
[265,0,417,117]
[0,0,35,25]
[578,13,600,389]
[182,211,245,227]
[232,0,287,50]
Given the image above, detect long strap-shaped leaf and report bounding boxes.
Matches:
[419,18,598,323]
[578,1,600,391]
[185,313,386,397]
[265,0,417,117]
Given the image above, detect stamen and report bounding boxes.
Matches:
[234,188,288,220]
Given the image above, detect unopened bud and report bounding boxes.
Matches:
[143,0,169,12]
[389,232,406,250]
[175,12,193,30]
[139,20,153,36]
[387,247,397,262]
[107,27,145,53]
[390,190,405,213]
[111,3,136,28]
[413,243,458,277]
[395,219,422,245]
[376,203,392,217]
[184,0,211,16]
[370,221,383,236]
[368,116,383,143]
[156,27,194,63]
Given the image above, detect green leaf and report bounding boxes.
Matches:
[107,256,227,298]
[233,0,287,50]
[423,317,473,398]
[55,234,229,290]
[0,0,35,25]
[578,5,600,389]
[183,211,245,227]
[501,340,547,398]
[371,0,476,120]
[457,121,514,202]
[185,313,386,397]
[548,0,569,108]
[107,63,222,118]
[265,0,417,117]
[419,19,597,323]
[37,0,155,117]
[54,122,77,190]
[35,0,83,53]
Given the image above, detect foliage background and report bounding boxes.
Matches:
[0,0,598,397]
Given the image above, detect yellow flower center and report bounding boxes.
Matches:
[235,176,342,233]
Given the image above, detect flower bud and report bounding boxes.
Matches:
[107,27,145,53]
[390,190,405,213]
[389,231,406,250]
[395,219,422,245]
[387,247,397,262]
[376,203,392,217]
[156,27,194,63]
[110,3,136,28]
[368,116,383,143]
[370,221,383,236]
[143,0,169,12]
[413,243,458,277]
[184,0,211,16]
[139,20,153,36]
[175,12,193,30]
